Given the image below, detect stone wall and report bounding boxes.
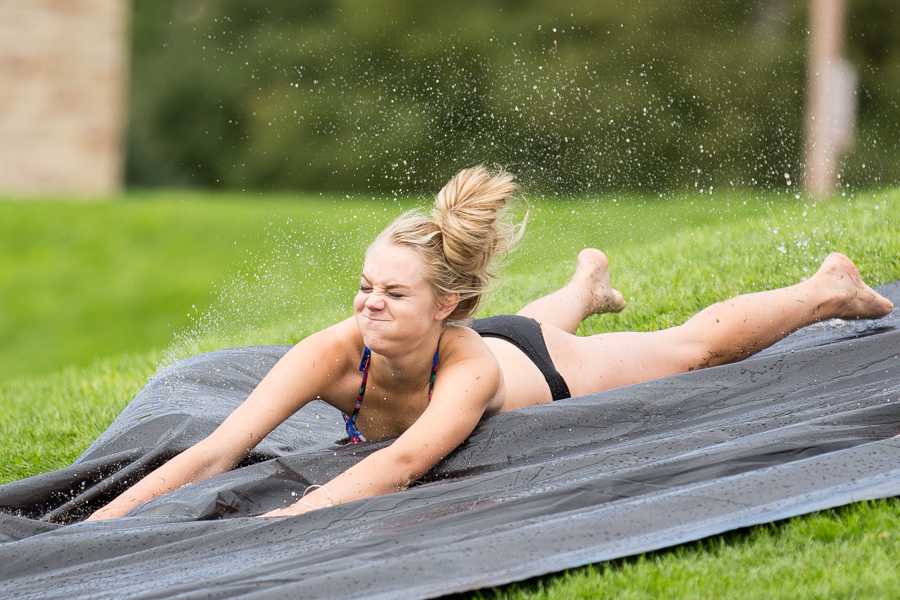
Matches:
[0,0,129,197]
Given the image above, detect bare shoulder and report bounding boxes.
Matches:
[292,316,361,387]
[312,315,362,355]
[436,324,507,415]
[436,324,502,406]
[438,323,498,368]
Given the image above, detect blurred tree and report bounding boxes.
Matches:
[125,0,898,195]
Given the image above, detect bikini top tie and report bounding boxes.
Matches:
[341,345,440,444]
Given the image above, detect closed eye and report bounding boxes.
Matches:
[359,285,404,298]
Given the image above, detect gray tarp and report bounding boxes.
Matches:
[1,282,898,599]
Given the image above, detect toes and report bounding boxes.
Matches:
[610,289,626,312]
[853,289,894,319]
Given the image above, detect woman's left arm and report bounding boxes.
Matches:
[260,353,499,517]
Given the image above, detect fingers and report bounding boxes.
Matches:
[85,507,123,522]
[85,513,112,522]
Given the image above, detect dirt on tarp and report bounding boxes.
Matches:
[1,283,898,599]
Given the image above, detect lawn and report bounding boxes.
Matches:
[1,188,898,598]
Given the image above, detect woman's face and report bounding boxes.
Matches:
[353,241,448,354]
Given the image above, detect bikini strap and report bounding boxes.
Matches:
[358,345,372,372]
[428,347,439,400]
[342,346,371,444]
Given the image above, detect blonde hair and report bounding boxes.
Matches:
[373,165,528,323]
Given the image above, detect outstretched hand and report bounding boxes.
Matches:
[84,506,125,522]
[258,506,298,518]
[258,501,320,518]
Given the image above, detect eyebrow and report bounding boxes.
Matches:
[360,273,412,290]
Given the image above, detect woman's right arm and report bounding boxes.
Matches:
[85,325,349,521]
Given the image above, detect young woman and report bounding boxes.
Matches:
[86,166,894,521]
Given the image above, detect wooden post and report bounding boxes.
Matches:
[0,1,129,198]
[804,0,855,200]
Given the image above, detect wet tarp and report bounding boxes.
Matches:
[1,282,898,599]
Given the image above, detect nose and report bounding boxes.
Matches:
[364,291,386,311]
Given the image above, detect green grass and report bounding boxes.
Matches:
[471,499,898,599]
[1,188,898,598]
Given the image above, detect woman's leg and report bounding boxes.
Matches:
[517,248,626,334]
[547,252,894,396]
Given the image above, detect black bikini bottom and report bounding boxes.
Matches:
[470,315,572,401]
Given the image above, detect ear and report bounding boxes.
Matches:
[434,292,460,321]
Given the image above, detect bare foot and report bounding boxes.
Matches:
[814,252,894,320]
[571,248,626,315]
